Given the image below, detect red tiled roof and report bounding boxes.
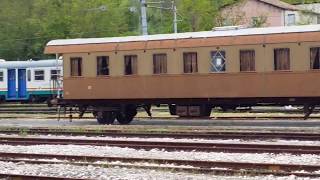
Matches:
[258,0,301,10]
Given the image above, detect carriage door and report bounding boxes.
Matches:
[18,69,27,98]
[7,69,16,99]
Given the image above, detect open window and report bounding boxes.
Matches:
[183,52,198,73]
[211,50,226,72]
[240,50,255,72]
[311,47,320,69]
[51,69,61,80]
[0,71,3,82]
[274,48,290,70]
[153,53,167,74]
[34,70,45,81]
[97,56,109,76]
[70,57,82,76]
[124,55,137,75]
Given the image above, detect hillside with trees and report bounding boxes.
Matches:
[0,0,319,61]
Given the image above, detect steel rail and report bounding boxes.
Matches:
[0,136,319,154]
[0,128,319,140]
[0,152,319,177]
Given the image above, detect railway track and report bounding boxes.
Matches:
[1,128,319,140]
[0,152,319,177]
[0,173,86,180]
[0,103,57,114]
[0,136,319,154]
[0,128,319,177]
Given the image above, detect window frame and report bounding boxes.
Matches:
[183,52,198,73]
[310,47,320,70]
[50,69,61,80]
[239,49,255,72]
[153,53,167,74]
[34,69,45,81]
[27,69,31,82]
[70,57,82,77]
[274,48,291,71]
[211,50,226,73]
[97,56,110,76]
[0,71,3,82]
[124,55,138,75]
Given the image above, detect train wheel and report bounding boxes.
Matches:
[116,113,134,125]
[116,106,137,125]
[96,111,116,125]
[169,104,177,115]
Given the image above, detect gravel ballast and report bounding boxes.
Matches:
[0,144,319,165]
[0,161,318,180]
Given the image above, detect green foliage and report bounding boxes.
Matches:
[282,0,320,4]
[0,0,317,60]
[251,15,268,27]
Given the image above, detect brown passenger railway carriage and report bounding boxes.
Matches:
[45,25,320,124]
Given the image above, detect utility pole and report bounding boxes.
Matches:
[146,1,179,34]
[172,1,177,33]
[140,0,148,35]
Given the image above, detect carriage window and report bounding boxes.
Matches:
[0,71,3,82]
[51,70,61,80]
[211,50,226,72]
[34,70,45,81]
[183,52,198,73]
[153,54,167,74]
[240,50,255,71]
[27,70,31,81]
[97,56,109,76]
[124,55,137,75]
[70,57,82,76]
[311,47,320,69]
[274,48,290,70]
[287,14,295,26]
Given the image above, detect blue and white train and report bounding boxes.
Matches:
[0,59,63,103]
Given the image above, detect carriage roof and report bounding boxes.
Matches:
[0,59,62,69]
[47,24,320,46]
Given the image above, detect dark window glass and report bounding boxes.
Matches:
[124,55,137,75]
[240,50,255,71]
[97,56,109,76]
[27,70,31,81]
[0,71,3,81]
[153,54,167,74]
[183,52,198,73]
[211,51,226,72]
[51,69,61,80]
[34,70,44,81]
[274,48,290,70]
[70,57,82,76]
[310,47,320,69]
